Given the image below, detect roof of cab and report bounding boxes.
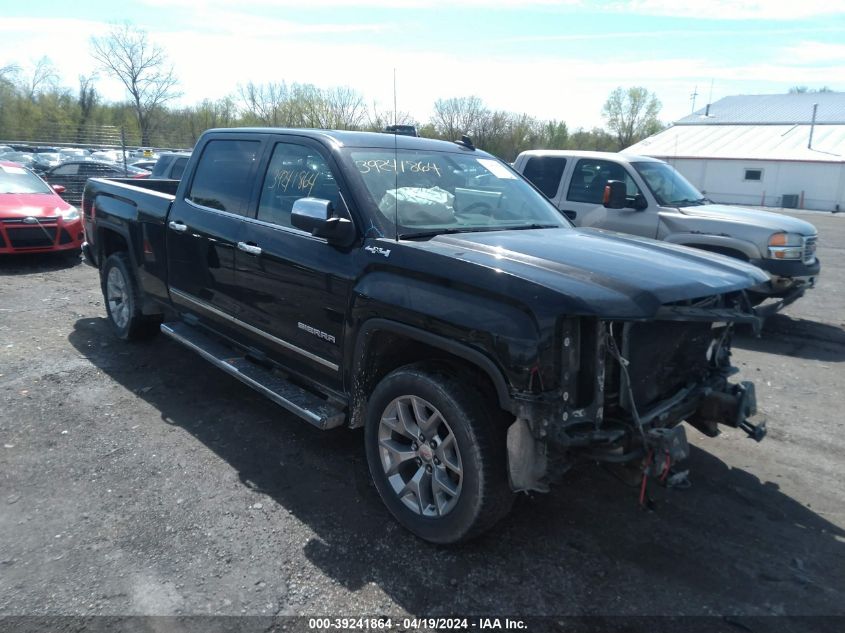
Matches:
[204,127,488,153]
[517,149,665,164]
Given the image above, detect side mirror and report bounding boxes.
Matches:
[602,180,627,209]
[633,193,648,211]
[52,184,66,194]
[291,197,356,247]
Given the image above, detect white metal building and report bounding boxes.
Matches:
[626,93,845,212]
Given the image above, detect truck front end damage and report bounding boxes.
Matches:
[506,291,765,493]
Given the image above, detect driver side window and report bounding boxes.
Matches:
[258,143,339,229]
[566,159,641,205]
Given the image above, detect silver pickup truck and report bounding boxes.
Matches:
[513,150,820,310]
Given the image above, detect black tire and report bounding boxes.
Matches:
[100,252,159,341]
[365,363,513,544]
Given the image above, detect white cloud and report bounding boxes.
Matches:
[2,14,843,132]
[612,0,844,20]
[782,41,845,63]
[186,9,386,37]
[139,0,577,7]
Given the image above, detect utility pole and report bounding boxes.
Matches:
[690,86,699,113]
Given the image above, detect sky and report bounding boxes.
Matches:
[1,0,844,129]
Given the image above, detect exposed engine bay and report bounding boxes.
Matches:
[507,292,766,494]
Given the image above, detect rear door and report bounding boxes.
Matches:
[561,157,659,238]
[166,137,263,327]
[232,137,357,389]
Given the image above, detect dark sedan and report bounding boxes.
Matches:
[42,161,150,205]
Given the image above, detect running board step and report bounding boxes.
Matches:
[161,322,345,430]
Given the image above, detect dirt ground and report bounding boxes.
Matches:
[1,211,843,628]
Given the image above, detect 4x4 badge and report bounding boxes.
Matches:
[364,245,391,258]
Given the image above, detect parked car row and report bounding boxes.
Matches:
[0,144,192,174]
[41,161,152,205]
[0,145,195,255]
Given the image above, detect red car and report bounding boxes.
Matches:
[0,161,83,255]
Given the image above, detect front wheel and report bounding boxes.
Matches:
[365,364,513,544]
[101,252,159,341]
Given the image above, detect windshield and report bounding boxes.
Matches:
[0,164,53,194]
[345,149,570,237]
[632,161,705,207]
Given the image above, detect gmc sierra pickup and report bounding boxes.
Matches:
[82,129,769,544]
[513,150,820,313]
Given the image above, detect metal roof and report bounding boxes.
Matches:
[676,93,845,125]
[626,124,845,163]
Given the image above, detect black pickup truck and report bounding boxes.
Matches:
[81,128,769,544]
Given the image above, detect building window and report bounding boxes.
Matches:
[744,169,763,181]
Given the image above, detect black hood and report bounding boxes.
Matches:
[405,227,769,318]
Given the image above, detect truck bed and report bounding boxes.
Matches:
[84,178,179,223]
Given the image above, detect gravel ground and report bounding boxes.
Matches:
[1,211,843,627]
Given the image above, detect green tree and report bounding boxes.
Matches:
[602,86,662,150]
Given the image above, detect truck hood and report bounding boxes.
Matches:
[677,203,817,236]
[407,227,769,318]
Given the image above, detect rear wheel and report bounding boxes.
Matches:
[101,252,159,341]
[365,364,513,544]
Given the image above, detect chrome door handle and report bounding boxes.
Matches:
[168,221,188,232]
[237,241,262,256]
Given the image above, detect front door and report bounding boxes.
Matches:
[560,158,659,238]
[233,139,357,389]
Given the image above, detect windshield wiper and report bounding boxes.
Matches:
[398,227,488,239]
[671,198,706,207]
[499,223,562,230]
[399,224,561,239]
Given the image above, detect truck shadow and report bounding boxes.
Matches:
[69,317,845,617]
[734,314,845,362]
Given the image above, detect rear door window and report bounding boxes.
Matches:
[171,158,188,180]
[522,156,566,199]
[52,164,79,176]
[187,140,261,215]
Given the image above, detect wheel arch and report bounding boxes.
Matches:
[663,233,760,260]
[96,224,135,268]
[350,318,514,428]
[97,224,162,316]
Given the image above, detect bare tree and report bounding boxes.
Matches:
[90,22,180,145]
[322,86,367,129]
[602,86,662,150]
[365,101,415,132]
[432,96,487,140]
[27,57,58,99]
[238,81,290,126]
[1,63,20,87]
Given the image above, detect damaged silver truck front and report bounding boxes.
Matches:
[508,290,765,493]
